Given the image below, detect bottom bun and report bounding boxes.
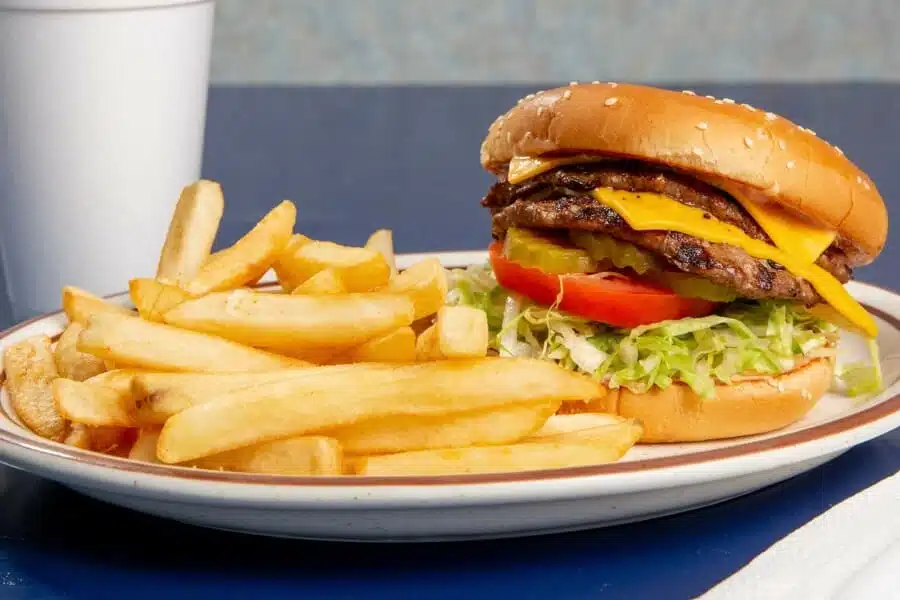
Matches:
[561,358,834,443]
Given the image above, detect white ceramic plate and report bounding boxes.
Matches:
[0,251,898,542]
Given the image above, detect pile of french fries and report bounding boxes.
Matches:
[1,180,642,477]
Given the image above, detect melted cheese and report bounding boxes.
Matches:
[508,156,604,184]
[591,187,876,337]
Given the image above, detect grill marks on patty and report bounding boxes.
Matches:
[483,162,853,305]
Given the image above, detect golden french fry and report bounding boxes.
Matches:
[3,335,67,440]
[386,258,448,320]
[54,323,107,381]
[354,441,625,476]
[128,428,162,462]
[527,414,643,458]
[415,324,441,361]
[436,305,488,358]
[78,313,305,373]
[290,268,347,295]
[341,326,417,364]
[162,289,415,353]
[53,377,136,427]
[273,238,391,293]
[364,229,397,277]
[191,436,342,475]
[155,180,225,285]
[272,234,311,291]
[331,400,558,455]
[183,200,296,295]
[157,358,602,463]
[129,278,192,322]
[64,423,93,450]
[61,285,134,326]
[89,426,135,455]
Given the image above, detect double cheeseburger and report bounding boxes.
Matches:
[456,82,887,442]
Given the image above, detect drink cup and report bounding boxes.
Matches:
[0,0,215,321]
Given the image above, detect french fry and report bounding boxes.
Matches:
[386,258,447,320]
[3,335,67,440]
[156,358,602,463]
[330,400,558,455]
[190,436,342,475]
[128,428,161,463]
[64,423,93,450]
[272,234,311,291]
[183,200,296,295]
[341,326,416,364]
[354,441,625,476]
[53,377,136,427]
[273,238,391,293]
[290,268,347,295]
[415,325,441,361]
[528,413,643,453]
[364,229,397,277]
[90,426,136,456]
[155,180,225,285]
[436,306,489,358]
[77,313,306,373]
[129,278,192,322]
[61,285,134,325]
[162,289,415,353]
[54,323,107,381]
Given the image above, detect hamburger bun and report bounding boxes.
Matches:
[480,83,887,264]
[561,358,834,443]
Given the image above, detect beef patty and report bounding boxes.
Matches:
[483,162,853,305]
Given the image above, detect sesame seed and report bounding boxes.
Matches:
[857,175,863,184]
[722,98,735,104]
[835,146,844,155]
[696,121,709,131]
[778,140,787,150]
[864,181,871,190]
[525,93,535,100]
[809,129,817,136]
[608,82,618,87]
[705,95,715,100]
[786,160,796,169]
[744,136,754,148]
[682,90,696,96]
[764,112,777,121]
[692,147,704,157]
[713,99,724,104]
[569,81,579,86]
[517,98,524,105]
[591,80,601,84]
[604,97,618,106]
[562,90,572,100]
[741,103,756,111]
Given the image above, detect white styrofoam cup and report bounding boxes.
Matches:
[0,0,215,321]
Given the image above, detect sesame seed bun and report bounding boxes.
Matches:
[560,358,834,443]
[480,83,887,264]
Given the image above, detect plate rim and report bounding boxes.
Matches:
[1,249,899,489]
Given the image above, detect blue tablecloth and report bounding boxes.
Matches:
[0,83,898,599]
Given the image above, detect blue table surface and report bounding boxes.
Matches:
[1,83,898,599]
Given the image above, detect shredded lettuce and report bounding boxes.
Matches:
[446,263,881,400]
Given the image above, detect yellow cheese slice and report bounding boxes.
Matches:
[507,156,604,184]
[591,187,876,337]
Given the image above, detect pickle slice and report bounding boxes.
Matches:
[503,227,596,274]
[568,231,662,274]
[656,272,738,302]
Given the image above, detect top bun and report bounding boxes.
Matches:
[480,83,887,264]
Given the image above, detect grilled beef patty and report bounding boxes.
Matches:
[483,162,853,305]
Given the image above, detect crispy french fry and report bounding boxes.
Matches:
[272,234,311,291]
[162,289,415,353]
[53,377,136,427]
[155,180,225,285]
[64,423,93,450]
[364,229,397,277]
[528,413,643,452]
[354,441,625,476]
[341,326,417,364]
[3,335,67,440]
[415,325,441,361]
[78,313,306,373]
[54,323,107,381]
[156,358,602,463]
[330,400,558,455]
[62,285,134,325]
[128,428,161,462]
[129,278,192,322]
[386,258,447,320]
[190,436,342,475]
[274,238,391,293]
[183,200,296,295]
[436,306,488,358]
[290,268,347,295]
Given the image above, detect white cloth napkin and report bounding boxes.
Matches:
[698,470,900,600]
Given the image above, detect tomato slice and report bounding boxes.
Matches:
[489,242,718,328]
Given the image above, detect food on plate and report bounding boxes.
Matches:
[1,180,643,477]
[155,179,225,285]
[446,82,887,441]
